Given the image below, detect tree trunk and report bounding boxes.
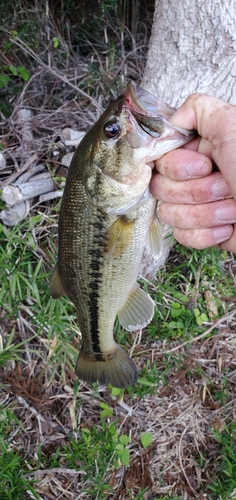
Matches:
[143,0,236,105]
[140,0,236,275]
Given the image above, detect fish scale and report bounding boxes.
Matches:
[50,81,196,388]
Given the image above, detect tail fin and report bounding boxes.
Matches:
[75,344,138,388]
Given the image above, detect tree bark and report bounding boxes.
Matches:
[140,0,236,275]
[143,0,236,106]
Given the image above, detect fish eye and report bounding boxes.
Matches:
[104,122,120,138]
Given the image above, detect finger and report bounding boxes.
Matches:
[169,93,236,199]
[158,199,236,229]
[173,225,234,250]
[151,171,231,204]
[155,148,212,181]
[219,225,236,252]
[170,93,232,139]
[183,137,214,158]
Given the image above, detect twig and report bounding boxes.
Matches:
[5,150,20,172]
[2,177,55,206]
[39,190,63,202]
[16,395,56,426]
[178,423,198,497]
[25,467,86,477]
[162,309,236,354]
[16,395,72,437]
[129,329,142,357]
[1,153,38,188]
[3,29,102,113]
[14,164,45,185]
[0,200,30,226]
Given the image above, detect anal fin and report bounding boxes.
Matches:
[118,283,154,331]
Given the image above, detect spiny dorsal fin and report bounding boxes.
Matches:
[50,264,65,298]
[104,216,135,257]
[118,283,154,331]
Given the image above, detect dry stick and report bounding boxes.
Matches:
[25,468,86,477]
[4,30,102,113]
[162,309,236,354]
[4,150,20,171]
[16,395,58,432]
[2,177,55,206]
[1,153,38,188]
[16,395,71,436]
[45,0,51,69]
[178,422,198,497]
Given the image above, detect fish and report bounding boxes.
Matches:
[50,81,196,388]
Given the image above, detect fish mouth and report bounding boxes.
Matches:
[131,112,165,138]
[125,80,175,118]
[124,80,197,141]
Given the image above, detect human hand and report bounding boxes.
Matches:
[151,93,236,253]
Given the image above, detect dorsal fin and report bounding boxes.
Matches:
[50,264,65,298]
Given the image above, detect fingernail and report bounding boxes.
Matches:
[213,226,233,242]
[215,203,236,222]
[211,177,231,197]
[185,160,209,177]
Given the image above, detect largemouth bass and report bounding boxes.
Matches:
[50,81,196,388]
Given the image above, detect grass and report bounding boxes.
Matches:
[206,421,236,499]
[0,1,236,499]
[0,0,150,119]
[0,214,235,498]
[0,409,40,499]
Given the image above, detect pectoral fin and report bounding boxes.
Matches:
[147,213,163,258]
[50,264,65,298]
[118,283,154,331]
[104,216,135,257]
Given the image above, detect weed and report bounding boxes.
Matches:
[0,3,235,499]
[153,497,182,500]
[0,63,29,88]
[140,432,152,448]
[38,401,134,498]
[0,409,39,500]
[206,421,236,499]
[0,211,235,498]
[146,244,235,342]
[0,326,30,368]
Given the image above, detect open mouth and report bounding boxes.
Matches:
[132,111,165,138]
[125,80,175,118]
[124,81,198,142]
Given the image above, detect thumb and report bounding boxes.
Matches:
[170,93,236,200]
